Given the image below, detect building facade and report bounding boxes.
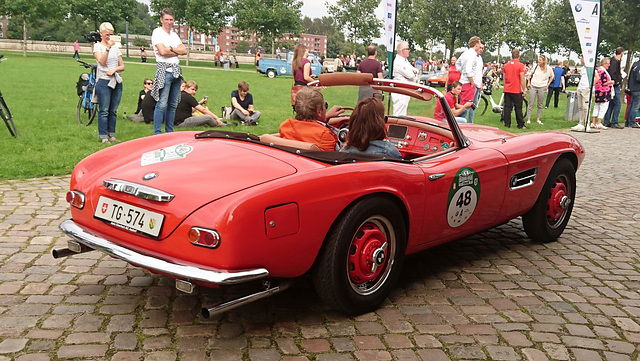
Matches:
[171,25,327,57]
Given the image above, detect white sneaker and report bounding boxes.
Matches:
[526,119,531,124]
[571,124,585,131]
[537,120,544,125]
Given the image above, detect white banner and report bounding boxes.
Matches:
[570,0,601,86]
[383,0,396,73]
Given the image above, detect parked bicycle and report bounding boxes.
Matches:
[479,81,528,120]
[76,59,98,126]
[0,55,18,137]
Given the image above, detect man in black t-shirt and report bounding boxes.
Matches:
[174,80,224,128]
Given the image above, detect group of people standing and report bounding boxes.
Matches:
[89,8,261,144]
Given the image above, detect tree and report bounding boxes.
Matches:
[114,2,155,36]
[0,0,68,57]
[71,0,138,31]
[233,0,303,56]
[301,16,338,36]
[490,0,527,63]
[151,0,231,64]
[600,0,640,89]
[327,0,382,54]
[301,16,349,59]
[410,0,496,60]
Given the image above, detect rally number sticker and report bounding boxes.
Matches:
[141,144,193,166]
[446,167,480,228]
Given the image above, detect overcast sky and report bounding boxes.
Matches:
[301,0,533,20]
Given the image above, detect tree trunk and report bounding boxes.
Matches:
[621,18,638,92]
[22,19,27,58]
[448,32,456,61]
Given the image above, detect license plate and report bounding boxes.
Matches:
[94,196,164,238]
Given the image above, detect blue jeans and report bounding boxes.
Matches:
[626,92,640,127]
[95,79,122,139]
[153,71,182,134]
[603,85,621,126]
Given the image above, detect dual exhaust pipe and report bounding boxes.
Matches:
[52,240,289,317]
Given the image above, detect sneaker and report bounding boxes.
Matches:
[526,119,531,124]
[603,123,611,127]
[517,125,527,129]
[108,137,121,143]
[571,124,585,131]
[537,120,544,125]
[611,124,624,129]
[596,124,607,129]
[630,124,640,128]
[101,139,111,144]
[545,106,548,109]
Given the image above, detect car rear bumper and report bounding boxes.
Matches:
[57,219,270,285]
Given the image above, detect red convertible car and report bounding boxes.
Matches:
[55,73,585,317]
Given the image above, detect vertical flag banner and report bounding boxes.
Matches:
[570,0,601,86]
[383,0,396,76]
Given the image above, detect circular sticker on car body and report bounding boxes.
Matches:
[447,167,480,228]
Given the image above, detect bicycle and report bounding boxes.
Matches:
[0,55,18,137]
[76,59,98,126]
[479,81,528,120]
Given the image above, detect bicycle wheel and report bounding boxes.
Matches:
[479,95,489,116]
[523,98,529,118]
[0,96,17,137]
[77,96,97,126]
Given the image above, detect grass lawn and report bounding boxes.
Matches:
[0,51,579,181]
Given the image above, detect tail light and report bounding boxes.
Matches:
[66,191,85,209]
[188,227,221,249]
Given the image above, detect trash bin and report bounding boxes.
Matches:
[565,91,580,121]
[223,61,230,71]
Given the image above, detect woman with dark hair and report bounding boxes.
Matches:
[340,97,402,159]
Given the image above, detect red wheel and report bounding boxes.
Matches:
[347,218,392,294]
[523,158,576,243]
[546,180,571,227]
[314,197,406,314]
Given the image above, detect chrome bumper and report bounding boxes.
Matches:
[57,219,269,285]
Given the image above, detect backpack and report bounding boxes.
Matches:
[76,73,90,97]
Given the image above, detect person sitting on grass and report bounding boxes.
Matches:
[279,87,344,151]
[433,81,474,123]
[125,78,153,123]
[174,80,225,128]
[230,81,261,125]
[340,97,402,159]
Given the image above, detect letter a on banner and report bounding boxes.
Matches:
[570,0,601,87]
[383,0,397,77]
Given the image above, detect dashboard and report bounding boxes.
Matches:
[384,118,457,158]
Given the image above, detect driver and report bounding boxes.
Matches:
[279,87,345,151]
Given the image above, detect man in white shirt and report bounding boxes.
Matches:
[456,36,484,122]
[392,41,418,116]
[150,8,188,135]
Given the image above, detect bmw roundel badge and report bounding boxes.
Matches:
[143,172,158,181]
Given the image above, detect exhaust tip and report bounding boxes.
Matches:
[201,308,211,319]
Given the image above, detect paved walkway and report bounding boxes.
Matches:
[0,127,639,361]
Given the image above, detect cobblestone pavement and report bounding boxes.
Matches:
[1,127,639,361]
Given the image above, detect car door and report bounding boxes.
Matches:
[416,146,508,244]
